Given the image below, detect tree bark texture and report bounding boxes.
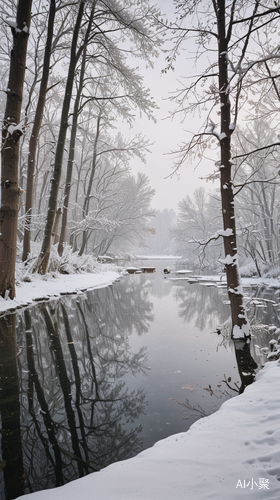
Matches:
[217,0,249,338]
[35,1,85,274]
[0,0,32,299]
[22,0,56,262]
[52,207,62,245]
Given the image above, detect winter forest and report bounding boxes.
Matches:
[1,0,280,336]
[2,2,280,498]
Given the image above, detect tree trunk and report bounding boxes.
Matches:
[78,114,101,256]
[217,0,249,339]
[52,207,62,245]
[69,135,86,250]
[35,1,85,274]
[22,0,56,262]
[78,229,89,257]
[58,3,96,256]
[0,0,32,299]
[58,15,93,256]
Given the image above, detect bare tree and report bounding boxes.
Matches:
[0,0,32,298]
[22,0,56,262]
[167,0,280,338]
[35,0,161,273]
[171,188,222,269]
[69,125,154,256]
[34,0,86,274]
[57,2,96,257]
[233,121,280,273]
[57,0,161,256]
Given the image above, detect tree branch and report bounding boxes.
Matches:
[232,142,280,159]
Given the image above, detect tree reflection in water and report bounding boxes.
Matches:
[172,280,258,394]
[173,281,229,331]
[0,315,24,499]
[2,271,273,497]
[0,280,153,497]
[232,339,258,394]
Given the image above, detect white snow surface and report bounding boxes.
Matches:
[0,267,121,315]
[232,322,251,339]
[219,132,227,140]
[19,360,280,500]
[215,228,234,238]
[219,254,236,265]
[5,18,17,28]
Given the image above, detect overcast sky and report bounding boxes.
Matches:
[126,0,218,212]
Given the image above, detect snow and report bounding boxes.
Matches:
[175,269,193,274]
[219,253,236,265]
[0,267,122,315]
[7,122,23,135]
[5,18,17,29]
[232,322,250,339]
[228,284,244,295]
[219,132,227,140]
[4,18,27,35]
[19,360,280,500]
[214,228,233,238]
[7,124,16,134]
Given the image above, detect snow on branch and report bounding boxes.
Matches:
[219,254,237,266]
[4,17,29,34]
[69,211,121,237]
[192,227,234,247]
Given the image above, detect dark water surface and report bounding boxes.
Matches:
[0,259,279,498]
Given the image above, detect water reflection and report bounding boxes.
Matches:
[172,281,229,331]
[0,262,277,497]
[0,279,153,497]
[245,285,280,327]
[0,316,24,499]
[171,279,258,393]
[232,339,258,394]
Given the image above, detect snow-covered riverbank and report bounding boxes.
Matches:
[19,359,280,500]
[0,264,122,316]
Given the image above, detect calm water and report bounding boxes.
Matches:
[0,259,279,498]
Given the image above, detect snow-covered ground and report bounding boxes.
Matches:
[0,264,122,316]
[19,360,280,500]
[1,265,279,499]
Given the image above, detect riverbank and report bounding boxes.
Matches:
[19,359,280,500]
[0,263,122,316]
